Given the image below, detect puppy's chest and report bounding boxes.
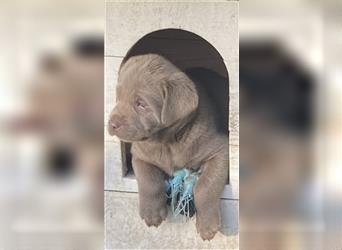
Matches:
[134,142,197,174]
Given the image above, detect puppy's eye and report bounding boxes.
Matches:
[135,99,147,110]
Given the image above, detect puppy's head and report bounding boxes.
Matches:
[108,54,198,142]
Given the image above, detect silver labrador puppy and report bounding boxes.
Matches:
[108,54,228,240]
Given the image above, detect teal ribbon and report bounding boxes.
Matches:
[166,169,199,219]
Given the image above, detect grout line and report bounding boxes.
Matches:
[105,189,137,194]
[104,189,239,201]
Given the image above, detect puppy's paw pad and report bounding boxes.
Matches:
[140,205,167,227]
[196,218,220,241]
[197,225,219,241]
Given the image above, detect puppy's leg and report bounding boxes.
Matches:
[194,148,228,240]
[132,157,167,227]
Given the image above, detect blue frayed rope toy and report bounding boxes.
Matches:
[166,169,200,219]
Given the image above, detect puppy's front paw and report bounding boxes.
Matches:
[196,211,220,241]
[140,201,167,227]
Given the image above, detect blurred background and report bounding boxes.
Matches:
[240,0,342,249]
[0,0,103,249]
[0,0,341,250]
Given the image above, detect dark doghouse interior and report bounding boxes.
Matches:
[120,29,229,183]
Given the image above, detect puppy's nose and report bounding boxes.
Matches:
[109,115,123,130]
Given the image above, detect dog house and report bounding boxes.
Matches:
[105,2,238,248]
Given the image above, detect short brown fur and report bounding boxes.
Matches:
[108,54,229,240]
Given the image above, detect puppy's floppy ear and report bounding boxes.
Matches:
[161,72,199,126]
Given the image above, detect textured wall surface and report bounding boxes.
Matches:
[105,1,238,249]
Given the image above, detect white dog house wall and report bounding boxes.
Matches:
[105,2,238,249]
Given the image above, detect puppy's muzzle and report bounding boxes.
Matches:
[108,114,123,135]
